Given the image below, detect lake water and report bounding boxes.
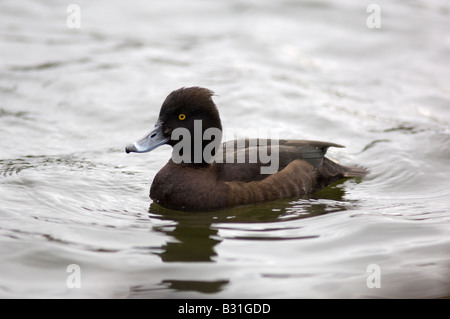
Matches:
[0,0,449,298]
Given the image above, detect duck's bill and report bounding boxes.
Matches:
[125,121,169,153]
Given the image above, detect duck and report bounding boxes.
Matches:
[125,87,367,211]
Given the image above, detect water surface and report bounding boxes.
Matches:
[0,0,449,298]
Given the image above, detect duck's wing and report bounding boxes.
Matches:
[220,138,343,168]
[279,139,344,169]
[215,139,346,182]
[279,139,344,149]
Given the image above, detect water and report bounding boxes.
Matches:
[1,0,449,298]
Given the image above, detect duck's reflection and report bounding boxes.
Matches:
[148,179,349,263]
[140,180,350,296]
[129,279,230,298]
[150,203,221,262]
[160,279,229,294]
[148,202,284,262]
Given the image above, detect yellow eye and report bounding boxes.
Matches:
[178,114,186,120]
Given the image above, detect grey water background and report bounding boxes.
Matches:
[0,0,449,298]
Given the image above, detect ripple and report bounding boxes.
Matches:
[9,57,91,72]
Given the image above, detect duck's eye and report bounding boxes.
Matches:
[178,114,186,120]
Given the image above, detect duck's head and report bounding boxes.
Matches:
[125,87,223,164]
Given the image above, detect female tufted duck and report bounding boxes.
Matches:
[125,87,367,211]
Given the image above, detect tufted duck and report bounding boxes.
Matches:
[125,87,367,211]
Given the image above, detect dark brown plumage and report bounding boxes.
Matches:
[126,87,367,211]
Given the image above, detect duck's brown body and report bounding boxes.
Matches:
[150,139,365,211]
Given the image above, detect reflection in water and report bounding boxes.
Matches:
[149,204,222,263]
[155,215,219,262]
[139,180,352,296]
[0,155,99,177]
[149,179,351,262]
[160,280,229,294]
[129,280,230,298]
